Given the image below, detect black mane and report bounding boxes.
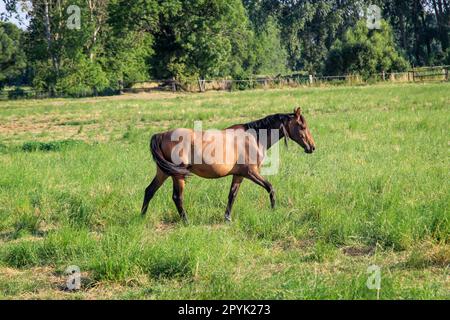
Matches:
[243,113,292,131]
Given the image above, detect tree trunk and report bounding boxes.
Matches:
[399,13,407,50]
[420,11,431,60]
[433,0,449,51]
[87,0,107,61]
[438,0,449,50]
[43,0,59,92]
[412,0,422,64]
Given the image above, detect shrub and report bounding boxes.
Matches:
[21,140,84,152]
[324,20,409,78]
[7,87,26,99]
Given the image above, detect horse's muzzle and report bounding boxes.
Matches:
[305,145,315,154]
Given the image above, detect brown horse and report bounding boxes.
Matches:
[141,108,315,222]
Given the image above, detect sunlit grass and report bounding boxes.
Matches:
[0,83,448,299]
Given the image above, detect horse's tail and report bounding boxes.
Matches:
[150,134,190,178]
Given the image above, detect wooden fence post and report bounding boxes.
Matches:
[118,80,123,94]
[198,78,206,92]
[172,78,177,92]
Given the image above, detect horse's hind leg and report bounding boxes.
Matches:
[244,168,275,209]
[141,168,168,215]
[224,175,243,222]
[172,176,188,223]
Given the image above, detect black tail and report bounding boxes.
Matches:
[150,134,190,177]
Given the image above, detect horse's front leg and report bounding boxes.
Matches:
[224,175,244,222]
[172,176,188,223]
[245,168,275,209]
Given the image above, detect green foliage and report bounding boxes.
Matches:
[2,0,449,94]
[245,0,449,72]
[445,48,450,65]
[2,242,37,268]
[12,210,42,238]
[324,20,409,77]
[102,32,154,88]
[56,55,109,96]
[149,0,254,80]
[31,60,58,92]
[21,140,85,152]
[7,87,26,99]
[0,22,26,90]
[252,16,288,75]
[243,0,364,72]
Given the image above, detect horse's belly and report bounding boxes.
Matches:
[189,163,235,178]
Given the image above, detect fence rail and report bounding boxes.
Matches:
[1,66,448,100]
[126,66,449,93]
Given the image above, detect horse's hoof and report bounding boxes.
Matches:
[225,216,232,223]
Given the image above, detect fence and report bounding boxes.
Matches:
[125,66,449,94]
[1,66,448,100]
[408,66,449,82]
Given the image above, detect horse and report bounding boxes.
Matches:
[140,107,316,223]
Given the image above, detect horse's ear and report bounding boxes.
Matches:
[294,107,302,120]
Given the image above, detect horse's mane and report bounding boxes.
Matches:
[243,113,292,131]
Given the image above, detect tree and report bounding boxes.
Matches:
[252,16,288,75]
[101,30,154,88]
[0,21,26,90]
[243,0,368,73]
[438,45,450,66]
[55,53,109,96]
[383,0,449,66]
[152,0,254,80]
[3,0,154,94]
[324,20,409,77]
[1,0,447,95]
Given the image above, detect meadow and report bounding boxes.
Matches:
[0,83,448,299]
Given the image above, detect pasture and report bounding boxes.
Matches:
[0,83,448,299]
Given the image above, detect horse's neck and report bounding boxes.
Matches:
[268,127,286,150]
[255,125,286,150]
[245,114,290,150]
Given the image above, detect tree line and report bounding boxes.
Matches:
[1,0,449,96]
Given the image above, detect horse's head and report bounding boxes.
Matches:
[286,107,316,154]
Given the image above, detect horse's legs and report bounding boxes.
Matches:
[244,169,275,209]
[172,176,188,223]
[141,168,168,215]
[224,175,244,222]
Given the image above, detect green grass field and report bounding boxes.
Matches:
[0,83,449,299]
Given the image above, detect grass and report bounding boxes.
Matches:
[0,83,449,299]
